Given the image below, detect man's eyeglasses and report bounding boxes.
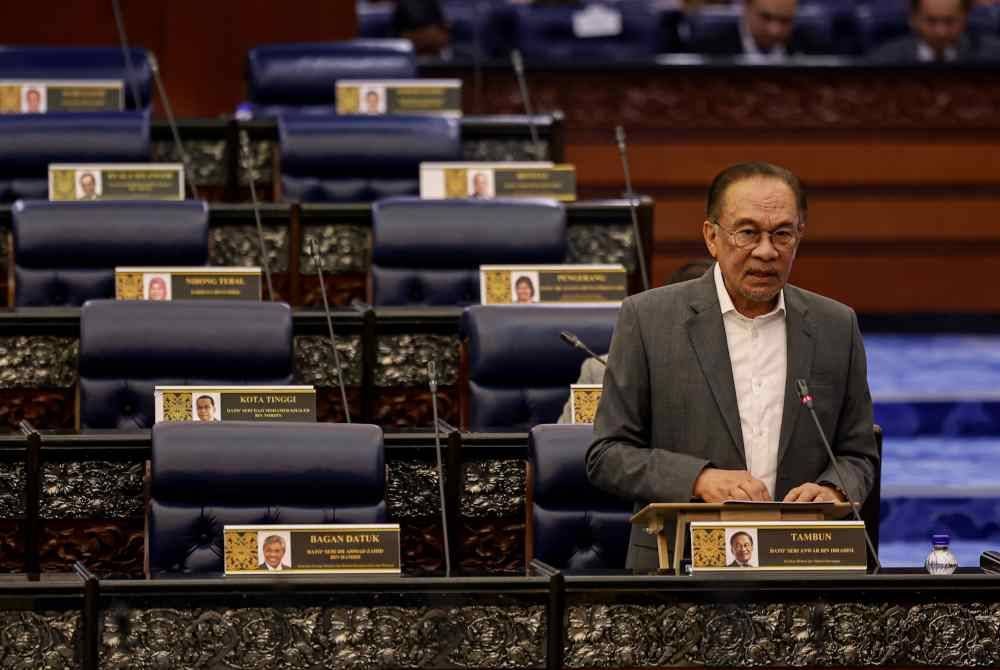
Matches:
[713,222,800,250]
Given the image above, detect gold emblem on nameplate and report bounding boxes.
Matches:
[50,169,77,201]
[483,270,512,305]
[572,388,602,424]
[223,530,258,572]
[115,272,143,300]
[336,86,360,115]
[444,168,468,198]
[691,527,727,568]
[0,85,19,113]
[162,392,192,421]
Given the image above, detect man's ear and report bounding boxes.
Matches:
[703,220,719,258]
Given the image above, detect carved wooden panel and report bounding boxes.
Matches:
[374,387,459,431]
[40,519,144,579]
[0,389,74,431]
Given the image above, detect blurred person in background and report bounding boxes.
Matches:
[392,0,451,56]
[689,0,830,60]
[868,0,1000,62]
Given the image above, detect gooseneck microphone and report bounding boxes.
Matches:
[310,239,351,424]
[615,126,650,292]
[510,50,544,160]
[559,330,607,367]
[428,361,452,577]
[796,379,881,572]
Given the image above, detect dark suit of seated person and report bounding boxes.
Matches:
[690,0,831,60]
[868,0,1000,63]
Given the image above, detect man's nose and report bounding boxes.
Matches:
[752,233,780,259]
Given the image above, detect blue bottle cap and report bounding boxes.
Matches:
[932,532,950,545]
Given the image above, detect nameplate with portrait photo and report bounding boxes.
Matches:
[419,162,577,201]
[115,267,262,301]
[223,524,401,575]
[0,80,124,114]
[336,79,461,118]
[690,521,867,573]
[570,384,602,424]
[153,386,317,424]
[480,264,627,306]
[48,163,184,201]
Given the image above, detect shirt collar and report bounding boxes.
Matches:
[739,15,788,61]
[917,40,957,62]
[714,262,785,319]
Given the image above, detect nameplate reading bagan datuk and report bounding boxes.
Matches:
[48,163,184,201]
[115,267,262,301]
[570,384,603,424]
[336,79,461,118]
[690,521,867,573]
[153,386,317,424]
[223,524,401,575]
[420,162,577,201]
[0,80,124,113]
[480,264,627,306]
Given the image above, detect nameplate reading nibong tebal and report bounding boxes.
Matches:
[420,162,577,201]
[480,264,627,306]
[0,80,124,113]
[336,79,461,118]
[690,521,867,573]
[570,384,603,424]
[154,386,317,424]
[224,524,401,575]
[115,267,262,301]
[48,163,185,201]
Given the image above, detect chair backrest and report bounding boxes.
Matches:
[12,200,208,307]
[0,46,152,109]
[279,114,461,202]
[371,197,566,306]
[529,423,631,571]
[246,39,416,117]
[79,300,294,430]
[462,304,618,431]
[0,111,149,202]
[148,421,387,577]
[512,3,661,62]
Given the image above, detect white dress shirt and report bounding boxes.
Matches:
[714,263,787,498]
[917,41,957,63]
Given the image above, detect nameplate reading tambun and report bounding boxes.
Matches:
[224,524,401,575]
[0,80,123,113]
[420,162,577,201]
[570,384,603,424]
[336,79,461,118]
[48,163,185,201]
[480,264,627,306]
[115,267,262,301]
[154,386,317,424]
[690,520,867,573]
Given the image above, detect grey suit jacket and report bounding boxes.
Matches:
[585,270,878,572]
[868,33,1000,64]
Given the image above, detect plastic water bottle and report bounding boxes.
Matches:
[924,532,958,575]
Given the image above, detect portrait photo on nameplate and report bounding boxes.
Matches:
[115,267,262,301]
[336,79,461,118]
[48,163,184,201]
[154,386,317,423]
[480,265,627,305]
[0,80,123,113]
[690,521,868,573]
[419,162,576,201]
[224,524,401,575]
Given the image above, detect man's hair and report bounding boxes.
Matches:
[196,394,215,406]
[730,531,754,547]
[262,534,285,549]
[80,172,95,183]
[910,0,971,13]
[706,162,807,225]
[515,275,534,291]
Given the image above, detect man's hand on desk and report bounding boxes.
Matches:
[782,482,845,503]
[693,468,771,502]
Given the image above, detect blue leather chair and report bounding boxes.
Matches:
[461,305,618,431]
[0,111,149,202]
[358,4,395,38]
[148,421,387,577]
[512,2,660,62]
[0,46,152,109]
[371,197,566,306]
[12,200,208,307]
[529,424,631,571]
[246,40,416,117]
[278,114,461,202]
[78,300,294,430]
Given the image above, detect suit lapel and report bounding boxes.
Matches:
[686,272,746,466]
[776,287,814,470]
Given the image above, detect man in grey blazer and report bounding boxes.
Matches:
[586,162,879,572]
[868,0,1000,63]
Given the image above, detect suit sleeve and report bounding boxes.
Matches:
[819,310,879,503]
[585,298,710,503]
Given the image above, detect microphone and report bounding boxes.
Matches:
[559,330,607,367]
[510,50,544,160]
[796,379,882,572]
[615,126,650,292]
[309,239,351,424]
[428,361,452,577]
[235,106,275,302]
